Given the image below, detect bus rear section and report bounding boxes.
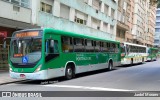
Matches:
[120,42,147,65]
[147,48,158,61]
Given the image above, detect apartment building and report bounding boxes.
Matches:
[116,0,156,47]
[116,0,132,43]
[32,0,118,40]
[147,3,156,47]
[155,8,160,47]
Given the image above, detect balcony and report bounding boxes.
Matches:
[0,0,31,23]
[133,35,144,43]
[117,21,129,31]
[116,37,125,43]
[125,32,133,40]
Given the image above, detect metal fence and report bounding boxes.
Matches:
[0,44,9,70]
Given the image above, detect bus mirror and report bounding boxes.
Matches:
[16,39,19,47]
[3,39,6,49]
[50,40,54,48]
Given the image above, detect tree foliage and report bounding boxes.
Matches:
[150,0,159,7]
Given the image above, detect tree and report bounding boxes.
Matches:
[150,0,159,7]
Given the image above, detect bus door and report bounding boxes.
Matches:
[45,35,60,63]
[120,43,126,58]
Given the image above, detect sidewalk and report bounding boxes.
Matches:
[0,71,25,85]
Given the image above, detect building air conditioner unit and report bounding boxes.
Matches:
[96,10,98,13]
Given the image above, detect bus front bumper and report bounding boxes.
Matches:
[10,70,48,80]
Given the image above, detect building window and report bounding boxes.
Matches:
[92,0,101,11]
[21,0,30,8]
[156,22,160,26]
[156,10,160,14]
[104,4,109,16]
[11,0,20,5]
[4,0,30,8]
[110,25,114,34]
[60,4,70,20]
[103,22,108,32]
[40,2,52,13]
[155,28,160,32]
[75,10,87,25]
[111,8,115,18]
[91,17,100,29]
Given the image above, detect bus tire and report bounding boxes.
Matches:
[65,65,75,80]
[131,58,133,65]
[142,58,144,63]
[107,61,113,71]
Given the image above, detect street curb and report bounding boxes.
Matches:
[0,79,28,86]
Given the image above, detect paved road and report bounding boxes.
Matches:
[0,60,160,100]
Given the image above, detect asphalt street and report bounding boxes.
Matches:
[0,60,160,100]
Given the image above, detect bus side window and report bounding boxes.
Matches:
[74,38,84,52]
[115,44,118,53]
[86,39,94,52]
[54,40,59,53]
[107,43,110,53]
[100,42,104,52]
[46,39,59,54]
[95,41,100,52]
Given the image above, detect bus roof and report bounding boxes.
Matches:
[43,28,120,44]
[150,47,158,50]
[123,42,147,48]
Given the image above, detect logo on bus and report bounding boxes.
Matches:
[22,56,28,63]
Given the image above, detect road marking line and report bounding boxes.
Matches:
[44,84,135,91]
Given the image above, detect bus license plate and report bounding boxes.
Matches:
[20,74,26,78]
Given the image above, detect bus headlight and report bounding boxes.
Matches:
[9,64,12,72]
[9,68,12,72]
[34,65,42,73]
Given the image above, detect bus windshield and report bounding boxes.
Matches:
[10,38,42,64]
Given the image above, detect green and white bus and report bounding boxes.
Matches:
[120,42,147,65]
[7,28,121,80]
[147,47,158,61]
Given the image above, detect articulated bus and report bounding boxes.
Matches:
[120,42,147,65]
[6,28,121,80]
[147,47,158,61]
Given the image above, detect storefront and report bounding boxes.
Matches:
[0,26,17,70]
[0,18,39,70]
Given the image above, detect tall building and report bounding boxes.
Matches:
[155,8,160,47]
[32,0,118,40]
[116,0,133,43]
[116,0,156,47]
[146,2,156,47]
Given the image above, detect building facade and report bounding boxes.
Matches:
[116,0,133,43]
[155,8,160,47]
[116,0,156,47]
[32,0,118,40]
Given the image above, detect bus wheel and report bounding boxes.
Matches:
[65,65,74,80]
[142,58,144,63]
[108,61,113,71]
[131,59,133,65]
